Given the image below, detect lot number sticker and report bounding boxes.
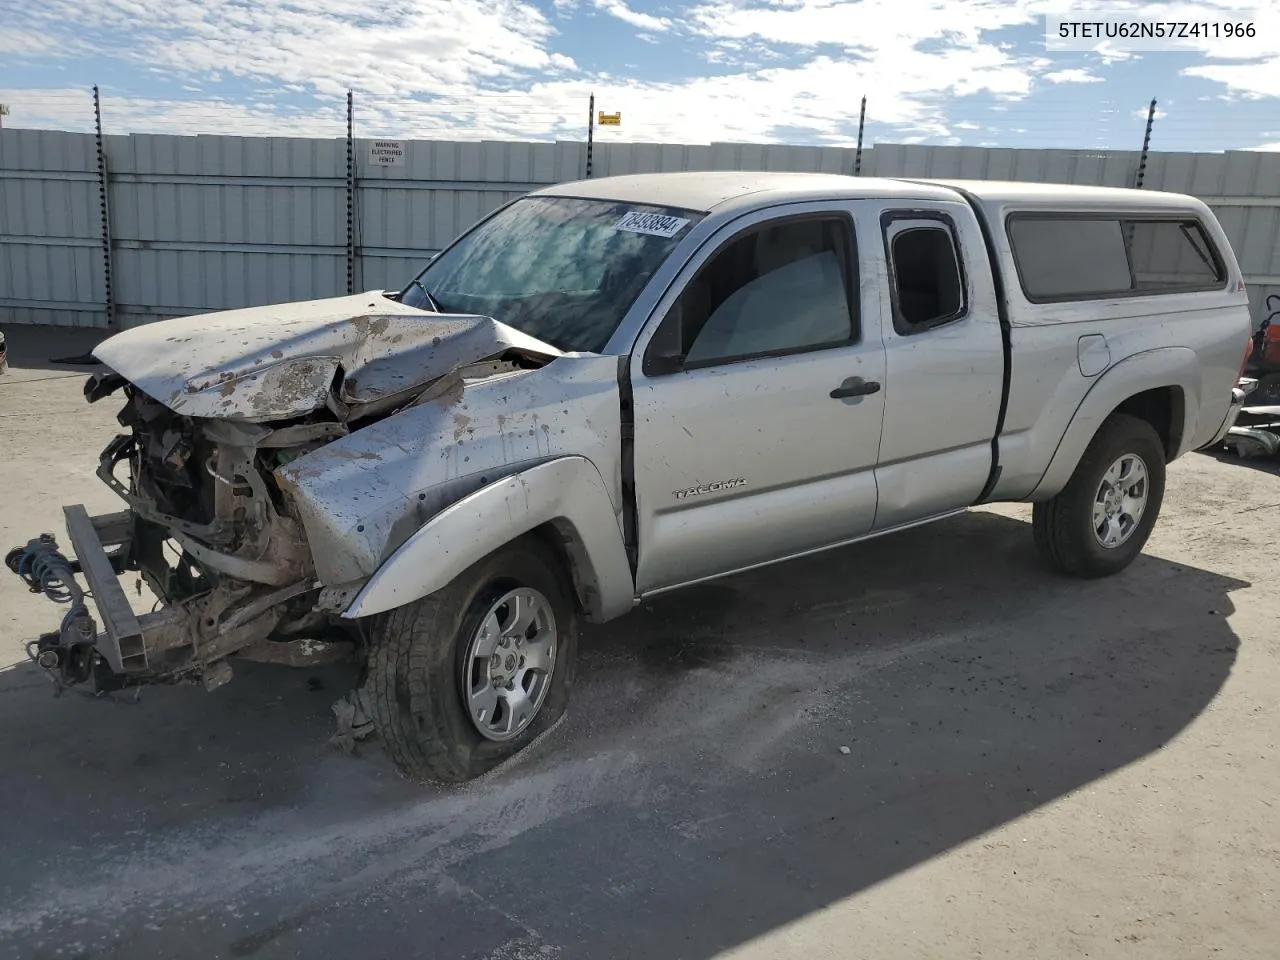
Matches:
[615,211,691,238]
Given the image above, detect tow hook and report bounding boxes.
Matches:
[4,534,115,693]
[25,632,101,693]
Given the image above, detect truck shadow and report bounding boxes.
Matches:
[1198,445,1280,475]
[484,509,1245,957]
[0,509,1247,959]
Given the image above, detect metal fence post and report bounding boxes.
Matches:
[854,96,867,176]
[1135,98,1157,189]
[586,93,595,179]
[93,85,116,327]
[346,91,355,295]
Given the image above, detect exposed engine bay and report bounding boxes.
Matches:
[10,379,382,695]
[6,402,350,694]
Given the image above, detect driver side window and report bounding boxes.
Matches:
[645,215,857,372]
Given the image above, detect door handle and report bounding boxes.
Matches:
[830,377,881,399]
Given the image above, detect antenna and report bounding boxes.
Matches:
[1135,98,1157,189]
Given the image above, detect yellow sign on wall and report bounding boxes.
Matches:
[598,112,621,126]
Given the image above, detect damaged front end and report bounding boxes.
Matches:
[9,376,355,694]
[7,293,584,696]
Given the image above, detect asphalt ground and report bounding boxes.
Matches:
[1,324,1277,960]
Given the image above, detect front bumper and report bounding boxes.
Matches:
[9,505,350,694]
[62,505,147,674]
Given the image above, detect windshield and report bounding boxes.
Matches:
[397,195,704,353]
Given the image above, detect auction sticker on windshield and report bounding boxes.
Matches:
[614,211,692,238]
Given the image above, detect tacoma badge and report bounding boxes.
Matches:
[673,478,747,500]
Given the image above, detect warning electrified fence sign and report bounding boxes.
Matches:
[368,140,406,167]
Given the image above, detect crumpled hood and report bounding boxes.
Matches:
[92,291,563,423]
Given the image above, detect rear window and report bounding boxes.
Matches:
[1007,214,1226,303]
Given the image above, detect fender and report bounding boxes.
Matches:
[342,456,636,622]
[1028,347,1200,501]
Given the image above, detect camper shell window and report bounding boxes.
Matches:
[1006,213,1227,304]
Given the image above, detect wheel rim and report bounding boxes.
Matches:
[460,587,557,742]
[1091,453,1149,549]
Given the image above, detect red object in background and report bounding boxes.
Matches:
[1262,323,1280,366]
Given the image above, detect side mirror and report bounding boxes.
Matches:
[643,300,687,375]
[645,353,686,376]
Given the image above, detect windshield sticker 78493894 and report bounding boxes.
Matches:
[614,211,692,238]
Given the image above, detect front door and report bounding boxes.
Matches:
[627,203,887,594]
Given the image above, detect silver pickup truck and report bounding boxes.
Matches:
[8,172,1252,783]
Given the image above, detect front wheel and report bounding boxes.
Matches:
[1032,413,1166,579]
[363,536,579,783]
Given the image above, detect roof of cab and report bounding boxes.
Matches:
[529,170,1206,215]
[529,171,960,212]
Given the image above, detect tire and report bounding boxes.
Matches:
[1032,413,1166,579]
[363,535,579,783]
[1255,372,1280,406]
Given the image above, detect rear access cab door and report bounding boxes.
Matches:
[867,198,1006,529]
[625,199,889,594]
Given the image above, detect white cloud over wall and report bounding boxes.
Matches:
[2,0,1277,144]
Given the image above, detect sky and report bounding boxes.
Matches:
[0,0,1278,151]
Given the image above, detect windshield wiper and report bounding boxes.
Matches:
[407,278,442,313]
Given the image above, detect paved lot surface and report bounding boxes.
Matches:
[1,326,1277,960]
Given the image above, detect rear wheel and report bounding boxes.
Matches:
[363,536,578,783]
[1032,413,1166,579]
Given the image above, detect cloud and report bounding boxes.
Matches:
[2,0,1279,150]
[0,87,348,137]
[1042,68,1102,84]
[1086,41,1139,64]
[2,53,957,145]
[13,0,565,97]
[1185,58,1280,99]
[592,0,673,31]
[572,48,1008,143]
[5,0,1050,145]
[685,1,1055,104]
[0,27,66,55]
